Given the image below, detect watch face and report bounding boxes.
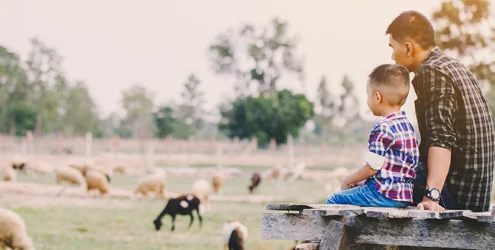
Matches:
[430,189,440,200]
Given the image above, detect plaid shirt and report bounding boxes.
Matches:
[412,47,495,212]
[366,111,419,202]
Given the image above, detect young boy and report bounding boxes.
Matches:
[326,64,419,208]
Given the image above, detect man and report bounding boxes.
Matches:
[386,10,494,212]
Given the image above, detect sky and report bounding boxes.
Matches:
[0,0,445,122]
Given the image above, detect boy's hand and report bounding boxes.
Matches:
[340,177,355,190]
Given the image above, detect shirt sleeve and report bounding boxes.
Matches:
[421,66,457,151]
[366,124,395,170]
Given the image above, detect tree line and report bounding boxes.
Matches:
[0,0,493,147]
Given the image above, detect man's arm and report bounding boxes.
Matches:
[341,164,377,190]
[418,66,457,212]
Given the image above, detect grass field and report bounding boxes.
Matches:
[3,169,330,250]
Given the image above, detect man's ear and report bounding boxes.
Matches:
[405,42,412,57]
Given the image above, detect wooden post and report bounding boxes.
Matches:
[111,135,120,158]
[319,220,351,250]
[85,132,93,158]
[26,130,33,156]
[288,134,294,170]
[269,138,277,151]
[251,137,258,154]
[57,132,63,155]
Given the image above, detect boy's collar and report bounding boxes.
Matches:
[379,110,407,122]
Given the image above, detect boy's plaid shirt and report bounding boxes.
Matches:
[366,110,419,202]
[412,47,495,212]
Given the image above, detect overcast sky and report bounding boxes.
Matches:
[1,0,447,121]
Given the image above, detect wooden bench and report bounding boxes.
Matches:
[261,204,495,250]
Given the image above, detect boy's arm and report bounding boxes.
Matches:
[341,164,377,190]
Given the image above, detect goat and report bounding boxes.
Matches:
[248,173,261,194]
[153,194,202,231]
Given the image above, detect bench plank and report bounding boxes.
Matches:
[261,213,495,249]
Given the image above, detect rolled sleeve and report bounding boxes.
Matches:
[422,66,457,151]
[367,125,395,170]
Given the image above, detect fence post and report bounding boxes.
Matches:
[26,130,33,156]
[85,132,93,158]
[57,132,63,155]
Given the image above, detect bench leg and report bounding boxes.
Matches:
[319,220,351,250]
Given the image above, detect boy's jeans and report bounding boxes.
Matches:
[326,179,410,208]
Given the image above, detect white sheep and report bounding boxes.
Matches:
[83,168,111,196]
[134,171,167,199]
[54,165,86,187]
[0,207,35,250]
[222,219,248,250]
[192,179,212,213]
[212,172,225,194]
[3,167,16,182]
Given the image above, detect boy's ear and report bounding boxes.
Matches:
[375,91,382,104]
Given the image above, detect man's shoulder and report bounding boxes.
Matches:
[420,50,470,78]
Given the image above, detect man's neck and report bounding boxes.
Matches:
[411,47,435,73]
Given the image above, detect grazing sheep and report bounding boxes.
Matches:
[153,194,202,231]
[68,163,87,174]
[222,219,248,250]
[192,179,212,212]
[212,172,225,194]
[54,165,86,187]
[113,165,126,175]
[248,173,261,194]
[11,161,27,174]
[0,207,35,250]
[83,168,111,195]
[134,171,167,199]
[270,164,283,182]
[3,167,16,182]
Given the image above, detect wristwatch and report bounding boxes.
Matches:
[425,187,441,202]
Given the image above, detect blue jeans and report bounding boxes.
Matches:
[326,180,410,208]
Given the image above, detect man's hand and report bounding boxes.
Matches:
[417,197,445,212]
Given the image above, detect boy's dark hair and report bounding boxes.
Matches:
[386,11,436,49]
[369,64,410,106]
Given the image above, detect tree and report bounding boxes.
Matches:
[154,105,175,138]
[178,74,205,130]
[334,75,363,144]
[432,0,495,120]
[63,81,99,136]
[209,18,304,97]
[0,46,28,134]
[25,37,64,134]
[315,75,338,138]
[121,84,155,137]
[219,89,314,146]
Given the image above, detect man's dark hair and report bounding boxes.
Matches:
[386,11,436,49]
[369,64,410,106]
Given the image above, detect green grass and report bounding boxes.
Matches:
[5,172,330,250]
[5,198,295,250]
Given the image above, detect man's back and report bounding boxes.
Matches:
[413,47,495,212]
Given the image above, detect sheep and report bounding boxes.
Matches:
[134,171,167,199]
[82,168,111,196]
[153,194,202,231]
[212,172,225,194]
[248,173,261,194]
[191,179,212,213]
[0,207,35,250]
[270,164,283,182]
[54,165,86,187]
[11,161,27,174]
[222,219,248,250]
[3,167,16,182]
[113,165,126,175]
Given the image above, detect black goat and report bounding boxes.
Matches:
[153,194,202,231]
[248,173,261,194]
